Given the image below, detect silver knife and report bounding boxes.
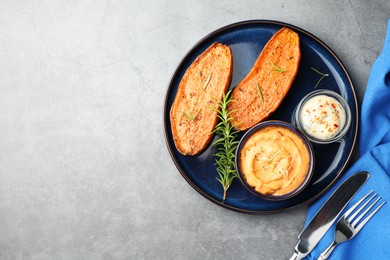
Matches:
[289,171,370,260]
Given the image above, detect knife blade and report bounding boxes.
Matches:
[289,171,370,260]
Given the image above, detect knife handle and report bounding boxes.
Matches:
[289,250,305,260]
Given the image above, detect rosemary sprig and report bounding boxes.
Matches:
[203,71,213,90]
[310,67,329,89]
[209,90,239,202]
[256,82,264,103]
[181,109,200,121]
[270,59,286,74]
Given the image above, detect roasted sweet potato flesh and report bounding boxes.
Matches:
[170,43,233,155]
[229,27,301,131]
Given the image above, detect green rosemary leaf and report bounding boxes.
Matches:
[310,67,329,89]
[310,67,328,76]
[256,82,264,103]
[212,139,224,146]
[270,59,286,73]
[207,105,219,113]
[181,109,200,121]
[181,111,193,121]
[203,71,213,90]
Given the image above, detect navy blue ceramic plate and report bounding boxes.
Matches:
[163,20,358,213]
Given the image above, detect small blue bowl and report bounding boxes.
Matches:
[235,121,315,201]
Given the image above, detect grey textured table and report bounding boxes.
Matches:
[0,1,388,259]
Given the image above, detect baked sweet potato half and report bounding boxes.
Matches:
[170,42,233,155]
[228,27,301,131]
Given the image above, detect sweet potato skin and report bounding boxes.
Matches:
[229,27,301,131]
[170,43,233,155]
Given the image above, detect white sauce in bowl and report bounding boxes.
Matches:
[300,95,346,140]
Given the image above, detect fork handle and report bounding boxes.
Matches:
[318,241,338,260]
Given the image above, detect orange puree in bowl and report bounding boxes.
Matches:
[239,125,310,196]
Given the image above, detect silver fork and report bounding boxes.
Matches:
[318,190,385,260]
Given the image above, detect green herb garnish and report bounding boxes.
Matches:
[270,59,286,74]
[181,109,200,121]
[310,67,329,89]
[209,90,238,202]
[203,71,213,90]
[256,82,264,103]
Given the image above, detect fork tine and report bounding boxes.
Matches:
[347,192,377,223]
[351,196,380,227]
[355,200,385,232]
[343,190,373,219]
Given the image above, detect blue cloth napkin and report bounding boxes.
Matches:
[306,20,390,260]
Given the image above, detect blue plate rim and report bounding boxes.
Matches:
[163,19,358,214]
